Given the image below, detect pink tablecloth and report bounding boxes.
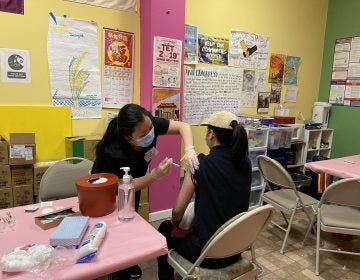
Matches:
[0,197,168,280]
[304,155,360,178]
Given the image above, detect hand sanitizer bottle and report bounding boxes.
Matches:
[118,167,135,222]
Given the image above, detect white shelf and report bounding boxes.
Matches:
[303,128,334,165]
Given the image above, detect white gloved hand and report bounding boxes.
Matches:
[150,157,173,180]
[184,146,199,174]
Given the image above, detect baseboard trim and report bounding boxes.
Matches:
[149,208,172,222]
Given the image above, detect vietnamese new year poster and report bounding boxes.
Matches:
[102,28,134,108]
[153,36,182,88]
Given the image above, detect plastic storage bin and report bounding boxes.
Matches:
[268,127,281,149]
[246,128,267,148]
[249,186,263,207]
[249,149,267,168]
[251,170,262,187]
[279,128,293,149]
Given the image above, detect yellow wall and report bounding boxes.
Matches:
[0,0,140,146]
[0,106,71,161]
[0,0,328,160]
[185,0,328,154]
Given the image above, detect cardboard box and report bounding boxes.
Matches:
[65,135,101,161]
[34,207,82,230]
[9,133,36,165]
[138,202,149,221]
[11,165,33,186]
[0,165,11,189]
[12,184,34,207]
[33,161,57,196]
[0,136,9,165]
[0,187,13,209]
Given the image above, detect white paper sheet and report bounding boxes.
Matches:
[0,48,31,83]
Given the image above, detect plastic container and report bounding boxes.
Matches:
[268,127,281,150]
[76,173,118,217]
[251,170,262,187]
[246,128,267,148]
[249,149,267,168]
[118,167,135,222]
[249,186,263,207]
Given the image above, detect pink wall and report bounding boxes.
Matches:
[140,0,185,212]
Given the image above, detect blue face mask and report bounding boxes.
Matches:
[135,126,155,147]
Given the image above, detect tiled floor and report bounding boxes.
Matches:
[139,211,360,280]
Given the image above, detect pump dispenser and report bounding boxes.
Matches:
[118,167,135,222]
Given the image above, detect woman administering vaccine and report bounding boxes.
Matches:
[91,103,199,279]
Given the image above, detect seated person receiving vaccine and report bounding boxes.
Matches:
[157,111,252,280]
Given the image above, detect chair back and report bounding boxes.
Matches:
[39,157,94,201]
[319,177,360,208]
[257,155,296,190]
[198,205,274,261]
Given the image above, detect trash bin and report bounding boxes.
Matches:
[290,173,312,191]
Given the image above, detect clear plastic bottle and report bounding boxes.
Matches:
[118,167,135,222]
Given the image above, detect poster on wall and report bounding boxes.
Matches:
[270,82,282,103]
[183,65,243,124]
[184,24,198,64]
[153,36,182,88]
[284,56,301,85]
[257,92,270,113]
[268,54,286,83]
[152,88,180,120]
[0,49,30,83]
[198,34,228,65]
[47,15,102,119]
[0,0,23,14]
[239,70,266,108]
[328,37,360,106]
[63,0,137,12]
[228,30,269,69]
[102,28,134,108]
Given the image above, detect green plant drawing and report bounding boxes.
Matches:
[69,52,90,108]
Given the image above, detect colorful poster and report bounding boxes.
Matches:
[284,56,301,85]
[63,0,137,12]
[268,54,286,83]
[47,16,102,119]
[240,70,266,108]
[229,30,269,69]
[257,92,270,113]
[0,0,23,14]
[0,49,30,83]
[184,24,198,64]
[270,83,282,103]
[183,66,243,124]
[153,36,182,88]
[152,88,180,120]
[198,34,228,65]
[102,29,134,108]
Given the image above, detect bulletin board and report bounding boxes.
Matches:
[0,106,72,161]
[329,37,360,106]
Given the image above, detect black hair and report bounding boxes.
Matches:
[95,104,152,161]
[208,121,249,169]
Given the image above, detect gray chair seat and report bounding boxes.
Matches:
[167,205,274,279]
[321,204,360,230]
[168,250,253,279]
[263,189,318,209]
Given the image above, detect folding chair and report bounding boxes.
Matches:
[303,177,360,275]
[256,155,318,254]
[39,157,93,201]
[167,205,274,280]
